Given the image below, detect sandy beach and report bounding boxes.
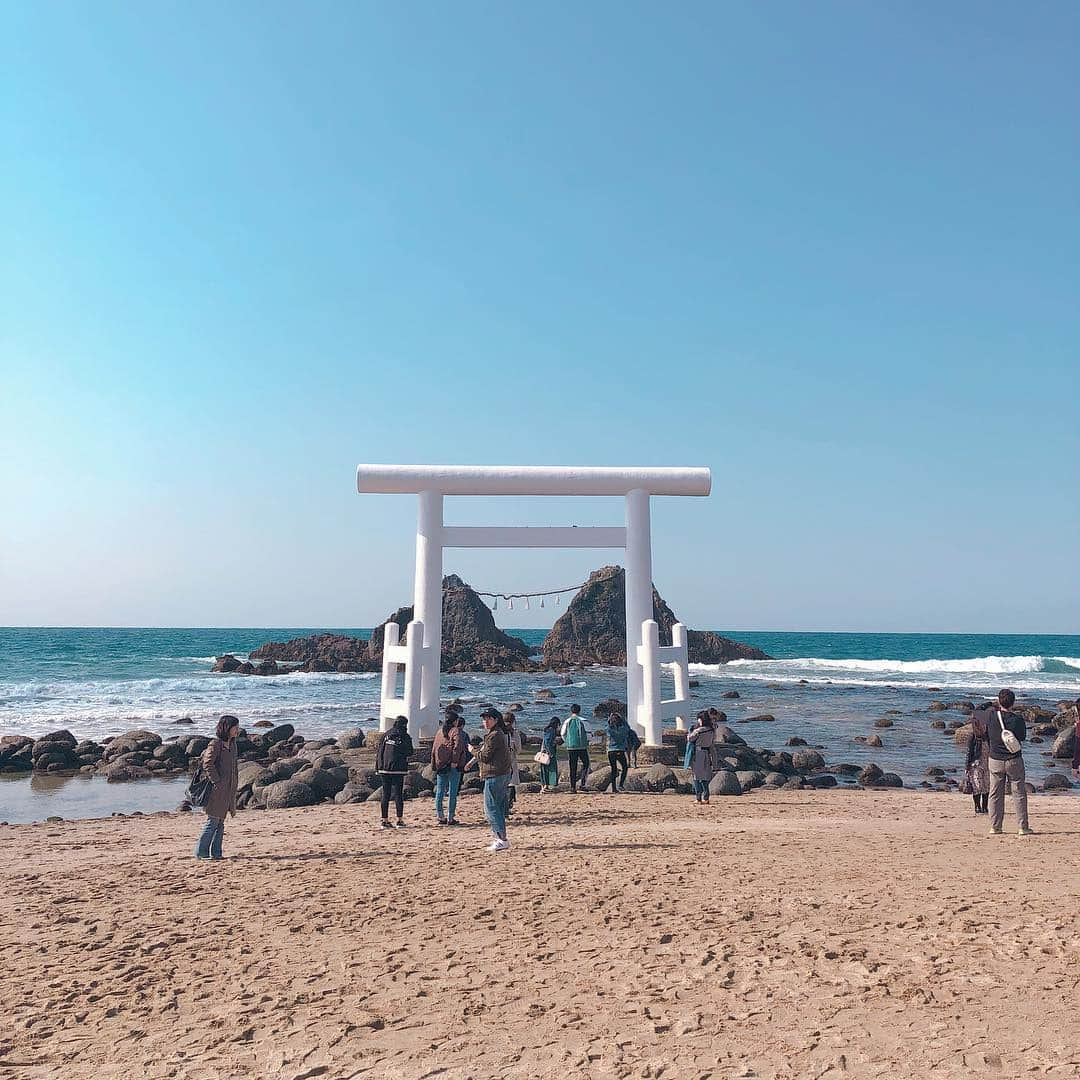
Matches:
[1,790,1078,1079]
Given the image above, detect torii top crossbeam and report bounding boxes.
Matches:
[356,464,711,497]
[356,463,712,747]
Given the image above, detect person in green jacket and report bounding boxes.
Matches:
[561,705,590,793]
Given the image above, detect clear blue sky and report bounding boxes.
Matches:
[2,1,1077,632]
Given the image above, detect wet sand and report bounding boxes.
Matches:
[1,790,1078,1079]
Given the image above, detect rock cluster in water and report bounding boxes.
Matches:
[212,567,770,677]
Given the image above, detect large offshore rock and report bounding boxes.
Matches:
[247,575,535,674]
[540,566,771,667]
[369,575,537,673]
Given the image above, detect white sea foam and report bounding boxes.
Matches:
[690,653,1080,694]
[726,655,1053,675]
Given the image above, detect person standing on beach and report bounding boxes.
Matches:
[987,689,1032,837]
[376,715,414,830]
[626,721,641,768]
[1071,699,1080,783]
[195,714,240,860]
[504,711,522,813]
[683,713,700,770]
[687,710,717,804]
[539,716,561,791]
[964,706,991,814]
[606,712,630,793]
[477,707,512,851]
[432,710,469,826]
[561,705,590,793]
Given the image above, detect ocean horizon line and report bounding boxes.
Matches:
[4,625,1080,637]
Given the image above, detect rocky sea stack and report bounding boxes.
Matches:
[230,574,537,675]
[541,566,771,668]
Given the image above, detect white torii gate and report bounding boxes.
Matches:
[355,464,711,747]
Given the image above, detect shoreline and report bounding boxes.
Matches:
[2,694,1077,822]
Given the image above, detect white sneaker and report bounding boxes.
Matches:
[487,839,510,852]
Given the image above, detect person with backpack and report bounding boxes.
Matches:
[606,712,631,793]
[626,722,641,768]
[687,710,717,803]
[561,705,590,793]
[538,716,561,791]
[194,714,240,860]
[432,709,470,825]
[683,712,703,769]
[987,688,1032,837]
[477,707,513,851]
[376,715,414,829]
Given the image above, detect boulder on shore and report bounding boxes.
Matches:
[263,779,319,810]
[1051,726,1076,760]
[708,770,743,796]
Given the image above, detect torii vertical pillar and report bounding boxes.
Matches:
[624,488,657,746]
[412,490,443,739]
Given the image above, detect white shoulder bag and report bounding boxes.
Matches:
[998,710,1021,755]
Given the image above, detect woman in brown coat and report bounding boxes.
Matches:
[195,715,240,860]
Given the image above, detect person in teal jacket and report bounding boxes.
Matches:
[560,705,590,793]
[606,713,630,793]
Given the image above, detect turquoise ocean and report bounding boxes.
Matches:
[2,628,1078,821]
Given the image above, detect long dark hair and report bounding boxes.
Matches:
[216,715,239,741]
[697,710,715,730]
[442,713,457,738]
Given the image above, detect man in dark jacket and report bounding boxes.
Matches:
[986,689,1032,836]
[376,716,414,829]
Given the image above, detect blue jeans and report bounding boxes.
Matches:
[694,778,710,800]
[196,816,225,858]
[484,774,510,840]
[435,767,462,821]
[684,741,694,769]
